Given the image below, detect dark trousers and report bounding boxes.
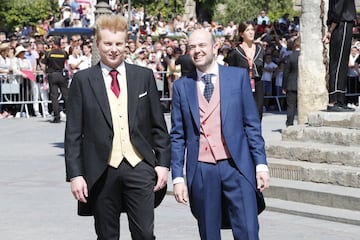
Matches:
[92,160,156,240]
[253,79,264,120]
[190,160,259,240]
[347,76,359,104]
[48,72,68,119]
[328,21,354,105]
[286,90,297,126]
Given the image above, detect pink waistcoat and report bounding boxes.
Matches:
[197,78,231,163]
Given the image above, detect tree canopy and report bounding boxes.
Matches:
[0,0,298,36]
[131,0,185,21]
[213,0,299,25]
[0,0,58,33]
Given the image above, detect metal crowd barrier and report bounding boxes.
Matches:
[0,72,49,118]
[154,70,171,102]
[0,70,171,118]
[3,70,293,118]
[1,73,31,118]
[1,70,296,118]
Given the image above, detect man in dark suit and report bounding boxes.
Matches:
[282,37,300,127]
[170,29,270,240]
[64,14,170,240]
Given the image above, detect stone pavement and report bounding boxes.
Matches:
[0,113,359,240]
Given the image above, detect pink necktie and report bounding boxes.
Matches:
[110,69,120,97]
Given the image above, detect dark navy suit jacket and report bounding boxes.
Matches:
[170,64,267,225]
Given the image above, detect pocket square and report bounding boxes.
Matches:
[139,91,148,98]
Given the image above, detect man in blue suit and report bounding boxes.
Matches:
[170,29,270,240]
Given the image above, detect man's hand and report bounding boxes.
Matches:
[322,31,331,44]
[70,176,88,203]
[154,166,169,192]
[173,182,188,205]
[256,171,270,192]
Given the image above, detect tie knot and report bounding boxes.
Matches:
[110,69,118,79]
[202,74,212,84]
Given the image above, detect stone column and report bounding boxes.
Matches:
[182,0,196,21]
[297,0,328,124]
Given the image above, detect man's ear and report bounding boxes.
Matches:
[213,42,220,55]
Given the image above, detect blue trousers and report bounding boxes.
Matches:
[190,159,259,240]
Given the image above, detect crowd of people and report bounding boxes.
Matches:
[1,1,358,239]
[0,4,302,120]
[1,1,303,121]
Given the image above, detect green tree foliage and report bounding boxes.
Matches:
[0,0,58,33]
[213,0,299,25]
[131,0,184,21]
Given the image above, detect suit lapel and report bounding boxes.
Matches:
[88,63,112,128]
[125,63,139,131]
[185,75,200,132]
[219,65,231,125]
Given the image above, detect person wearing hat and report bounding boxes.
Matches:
[10,44,33,118]
[41,36,69,123]
[0,42,11,114]
[0,42,11,74]
[134,47,148,67]
[23,42,51,118]
[13,45,33,82]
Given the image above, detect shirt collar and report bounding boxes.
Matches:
[196,63,219,81]
[100,61,126,76]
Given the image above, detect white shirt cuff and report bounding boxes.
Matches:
[172,177,185,184]
[256,164,269,172]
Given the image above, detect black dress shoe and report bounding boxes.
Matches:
[50,118,61,123]
[327,104,354,112]
[340,104,356,112]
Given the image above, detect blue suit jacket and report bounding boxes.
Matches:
[170,64,267,196]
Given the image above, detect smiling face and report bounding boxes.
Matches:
[188,29,218,72]
[95,14,128,69]
[97,29,126,69]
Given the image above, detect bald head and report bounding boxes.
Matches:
[188,29,218,72]
[189,29,215,46]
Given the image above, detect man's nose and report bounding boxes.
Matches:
[110,44,118,52]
